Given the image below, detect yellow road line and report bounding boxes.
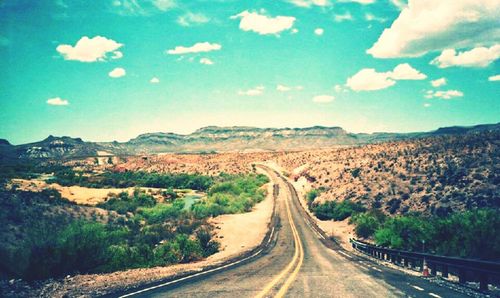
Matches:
[275,187,304,298]
[255,175,304,298]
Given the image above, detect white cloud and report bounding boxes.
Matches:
[425,90,464,99]
[150,77,160,83]
[388,63,427,80]
[291,28,299,34]
[347,69,396,91]
[238,86,265,96]
[276,84,303,92]
[367,0,500,58]
[312,95,335,103]
[314,28,324,36]
[338,0,375,4]
[365,13,386,22]
[109,67,126,78]
[230,11,295,35]
[200,57,214,65]
[288,0,330,8]
[346,63,426,91]
[47,97,69,106]
[423,103,431,108]
[334,12,353,22]
[390,0,407,9]
[334,84,349,93]
[488,74,500,81]
[431,78,447,87]
[56,36,123,62]
[111,0,176,15]
[152,0,176,11]
[111,51,123,59]
[166,42,221,55]
[177,12,209,26]
[430,45,500,68]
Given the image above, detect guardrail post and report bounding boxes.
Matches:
[458,269,466,284]
[429,262,436,276]
[442,265,448,278]
[479,273,488,291]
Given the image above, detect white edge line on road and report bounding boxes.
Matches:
[119,248,263,298]
[370,266,382,272]
[338,251,352,259]
[267,227,275,245]
[411,285,424,291]
[429,293,442,298]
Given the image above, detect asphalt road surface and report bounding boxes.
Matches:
[123,166,472,298]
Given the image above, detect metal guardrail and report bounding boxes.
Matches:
[350,238,500,291]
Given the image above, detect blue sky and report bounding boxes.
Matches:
[0,0,499,144]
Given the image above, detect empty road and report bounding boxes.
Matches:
[120,166,471,298]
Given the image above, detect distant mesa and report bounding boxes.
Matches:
[1,123,499,159]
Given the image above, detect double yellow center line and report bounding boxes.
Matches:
[255,179,304,298]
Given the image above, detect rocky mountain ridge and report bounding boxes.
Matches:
[2,123,499,159]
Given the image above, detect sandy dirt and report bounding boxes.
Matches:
[8,179,199,205]
[208,169,274,261]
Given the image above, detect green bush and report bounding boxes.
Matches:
[192,174,268,218]
[312,200,366,221]
[350,210,386,238]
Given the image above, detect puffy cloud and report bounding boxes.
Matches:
[334,12,353,22]
[488,74,500,81]
[388,63,427,80]
[288,0,330,8]
[166,42,221,55]
[347,69,396,91]
[346,63,426,91]
[390,0,407,9]
[431,78,447,87]
[109,67,126,78]
[230,11,295,35]
[314,28,324,36]
[56,36,123,62]
[367,0,500,58]
[238,86,264,96]
[424,90,463,99]
[430,45,500,68]
[47,97,69,106]
[150,77,160,83]
[177,12,209,26]
[200,58,214,65]
[312,95,335,103]
[423,103,431,108]
[151,0,175,11]
[276,84,303,92]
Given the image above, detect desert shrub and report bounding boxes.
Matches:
[350,210,386,238]
[192,174,268,218]
[374,216,432,251]
[98,190,156,214]
[312,200,366,221]
[137,200,185,224]
[306,189,320,208]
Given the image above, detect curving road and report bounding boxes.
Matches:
[120,166,471,298]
